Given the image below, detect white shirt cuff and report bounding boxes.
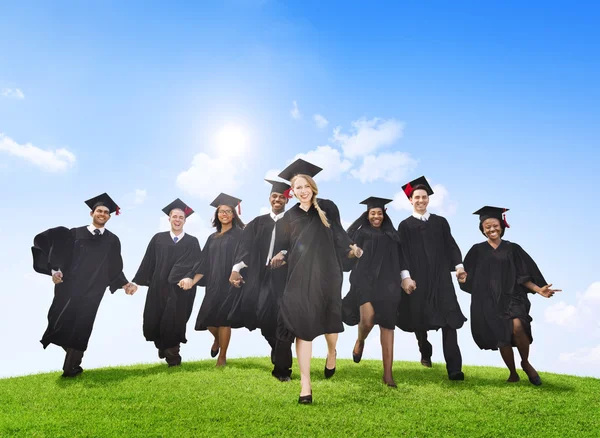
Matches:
[51,269,62,276]
[455,264,464,271]
[232,261,248,272]
[400,270,410,280]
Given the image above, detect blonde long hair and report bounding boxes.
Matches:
[290,174,330,228]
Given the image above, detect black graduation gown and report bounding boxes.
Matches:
[227,214,288,332]
[31,226,128,351]
[459,240,547,350]
[277,199,354,342]
[192,227,243,330]
[396,215,466,332]
[132,232,201,350]
[342,226,403,330]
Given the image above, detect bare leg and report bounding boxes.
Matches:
[216,327,231,367]
[513,318,540,384]
[380,327,396,387]
[325,332,338,370]
[499,346,519,382]
[208,326,220,352]
[354,303,375,360]
[296,338,312,396]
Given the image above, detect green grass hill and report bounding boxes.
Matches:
[1,358,598,437]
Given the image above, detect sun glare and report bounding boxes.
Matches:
[213,124,249,158]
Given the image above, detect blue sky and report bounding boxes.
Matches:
[1,1,599,379]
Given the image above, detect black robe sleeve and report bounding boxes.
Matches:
[108,236,128,293]
[441,216,463,270]
[342,228,364,272]
[31,226,73,275]
[397,221,412,274]
[168,237,202,284]
[234,217,257,267]
[322,199,354,258]
[132,235,158,287]
[513,244,548,293]
[459,245,478,294]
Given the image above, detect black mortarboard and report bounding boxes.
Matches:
[265,179,291,195]
[278,158,322,181]
[360,196,394,210]
[162,198,194,217]
[210,193,242,212]
[85,193,120,215]
[473,206,510,227]
[401,176,434,198]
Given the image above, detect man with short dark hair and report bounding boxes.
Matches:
[32,193,135,377]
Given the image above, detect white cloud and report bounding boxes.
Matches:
[559,345,600,365]
[176,152,242,200]
[134,189,147,205]
[264,168,281,181]
[290,100,301,120]
[0,132,76,172]
[350,151,418,183]
[332,117,404,159]
[1,88,25,99]
[391,182,457,216]
[313,114,329,129]
[545,282,600,335]
[292,145,352,182]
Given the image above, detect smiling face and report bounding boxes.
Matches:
[368,208,384,228]
[293,176,314,204]
[482,218,503,240]
[90,205,111,227]
[410,189,429,214]
[270,192,288,214]
[169,208,186,233]
[217,205,234,226]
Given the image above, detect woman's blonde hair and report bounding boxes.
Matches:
[290,174,330,228]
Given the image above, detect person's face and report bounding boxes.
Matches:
[482,218,502,240]
[217,205,234,225]
[270,192,288,214]
[90,206,111,227]
[410,189,429,214]
[169,209,186,232]
[294,177,313,203]
[368,208,384,228]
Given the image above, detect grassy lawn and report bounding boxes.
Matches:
[0,358,598,437]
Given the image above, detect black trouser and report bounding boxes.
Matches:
[415,328,462,375]
[263,329,292,378]
[62,347,84,373]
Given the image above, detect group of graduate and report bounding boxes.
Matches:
[32,158,560,404]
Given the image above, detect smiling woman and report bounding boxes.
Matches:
[212,124,249,158]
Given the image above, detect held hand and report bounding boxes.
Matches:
[402,278,417,294]
[457,271,468,283]
[538,284,562,298]
[51,271,63,285]
[349,244,363,259]
[229,271,245,288]
[270,252,286,269]
[178,278,194,290]
[124,283,138,295]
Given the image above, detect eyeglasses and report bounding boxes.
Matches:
[218,210,234,215]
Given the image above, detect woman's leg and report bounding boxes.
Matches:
[325,332,338,370]
[208,326,220,352]
[513,318,540,384]
[499,345,519,382]
[354,303,375,359]
[380,327,396,386]
[216,327,231,366]
[296,338,312,396]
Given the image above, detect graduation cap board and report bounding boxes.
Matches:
[473,206,510,228]
[278,158,322,182]
[162,198,194,217]
[401,176,434,198]
[85,193,120,215]
[360,196,394,210]
[211,193,243,215]
[265,179,291,195]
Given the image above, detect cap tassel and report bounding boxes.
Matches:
[184,206,193,216]
[503,209,510,228]
[237,202,241,215]
[403,183,414,197]
[115,207,121,216]
[283,188,294,199]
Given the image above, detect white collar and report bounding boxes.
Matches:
[88,225,105,235]
[412,211,430,221]
[270,211,285,221]
[170,231,185,241]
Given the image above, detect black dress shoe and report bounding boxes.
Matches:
[352,342,364,363]
[420,357,432,368]
[449,371,465,381]
[62,366,83,378]
[528,375,542,386]
[324,350,336,379]
[276,376,291,382]
[298,393,312,404]
[158,350,165,359]
[210,347,219,358]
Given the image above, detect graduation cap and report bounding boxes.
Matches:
[360,196,394,210]
[85,193,120,215]
[265,179,293,199]
[473,206,510,228]
[211,193,242,215]
[162,198,194,217]
[278,158,322,182]
[401,176,434,198]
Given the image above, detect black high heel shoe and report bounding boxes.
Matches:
[210,347,219,358]
[352,341,364,363]
[298,392,313,404]
[324,350,336,379]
